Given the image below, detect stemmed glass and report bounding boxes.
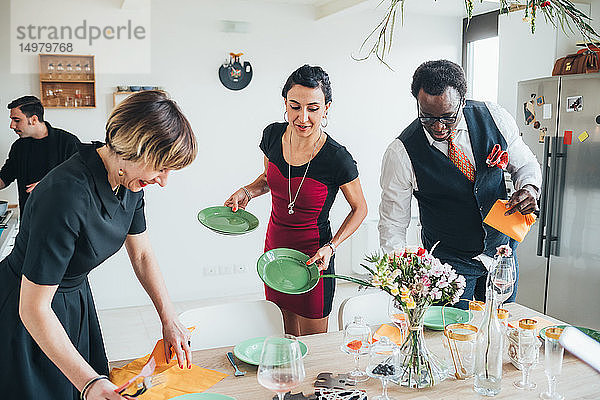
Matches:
[490,256,516,307]
[388,298,408,342]
[340,316,371,383]
[366,336,401,400]
[514,318,539,390]
[258,334,306,400]
[540,328,565,400]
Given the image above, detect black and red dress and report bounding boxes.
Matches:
[260,122,359,319]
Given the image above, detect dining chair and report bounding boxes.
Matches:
[337,291,391,331]
[178,299,285,350]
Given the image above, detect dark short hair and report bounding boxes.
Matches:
[8,96,44,122]
[282,64,332,103]
[105,90,197,170]
[411,60,467,99]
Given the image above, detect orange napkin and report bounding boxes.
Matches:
[373,324,407,346]
[483,199,536,242]
[110,353,227,400]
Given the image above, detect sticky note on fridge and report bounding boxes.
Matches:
[578,131,589,142]
[543,104,552,119]
[564,131,573,145]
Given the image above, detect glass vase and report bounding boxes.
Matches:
[397,304,448,388]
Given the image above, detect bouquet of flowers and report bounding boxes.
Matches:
[333,246,466,388]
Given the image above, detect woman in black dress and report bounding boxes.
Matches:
[0,91,197,400]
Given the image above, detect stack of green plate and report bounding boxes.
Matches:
[197,206,259,235]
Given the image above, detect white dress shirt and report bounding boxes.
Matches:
[378,101,542,269]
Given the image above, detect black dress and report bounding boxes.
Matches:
[0,143,146,400]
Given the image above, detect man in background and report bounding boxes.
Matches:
[0,96,80,211]
[379,60,541,308]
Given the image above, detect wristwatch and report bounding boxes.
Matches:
[325,241,336,255]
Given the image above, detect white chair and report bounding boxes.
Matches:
[338,291,391,331]
[178,300,284,350]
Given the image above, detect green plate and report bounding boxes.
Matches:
[170,394,236,400]
[197,206,259,235]
[233,336,308,366]
[423,306,469,331]
[257,248,320,295]
[539,325,600,343]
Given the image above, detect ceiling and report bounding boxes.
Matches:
[261,0,502,18]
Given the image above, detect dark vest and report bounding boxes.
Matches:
[398,100,510,260]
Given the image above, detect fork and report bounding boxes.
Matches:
[120,372,167,398]
[226,352,246,377]
[115,356,156,395]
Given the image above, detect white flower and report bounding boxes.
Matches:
[431,288,442,300]
[456,275,466,289]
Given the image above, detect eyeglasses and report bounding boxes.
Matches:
[418,99,463,126]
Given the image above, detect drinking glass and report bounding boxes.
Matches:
[366,336,401,400]
[258,335,306,400]
[47,62,54,79]
[66,63,73,79]
[491,257,516,307]
[74,89,82,107]
[514,318,538,390]
[56,63,64,77]
[84,63,92,79]
[388,298,408,342]
[340,316,371,383]
[540,328,564,400]
[75,63,82,79]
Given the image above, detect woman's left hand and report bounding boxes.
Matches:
[162,318,193,369]
[306,246,333,272]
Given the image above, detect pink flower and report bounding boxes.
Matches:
[431,288,442,300]
[496,244,513,258]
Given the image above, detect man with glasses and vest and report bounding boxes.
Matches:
[378,60,541,308]
[1,96,80,212]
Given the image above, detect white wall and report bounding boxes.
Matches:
[0,0,461,309]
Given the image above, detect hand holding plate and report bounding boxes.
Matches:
[224,188,249,212]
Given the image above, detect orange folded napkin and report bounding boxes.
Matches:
[373,324,407,346]
[110,331,227,400]
[483,199,537,242]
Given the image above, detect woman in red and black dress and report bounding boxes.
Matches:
[225,65,367,335]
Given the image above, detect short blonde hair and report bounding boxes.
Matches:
[105,90,197,170]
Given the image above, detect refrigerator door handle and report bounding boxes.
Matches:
[550,144,568,256]
[537,139,551,256]
[544,137,560,258]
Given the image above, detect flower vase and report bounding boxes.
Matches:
[397,305,448,388]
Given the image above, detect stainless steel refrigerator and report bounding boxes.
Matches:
[516,75,600,330]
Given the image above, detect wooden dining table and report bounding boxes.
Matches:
[110,303,600,399]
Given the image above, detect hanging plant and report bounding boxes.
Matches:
[357,0,600,65]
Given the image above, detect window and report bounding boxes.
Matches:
[462,10,500,102]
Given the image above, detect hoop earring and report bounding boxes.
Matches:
[118,169,124,176]
[283,111,288,122]
[321,115,328,128]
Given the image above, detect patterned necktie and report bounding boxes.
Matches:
[447,130,475,182]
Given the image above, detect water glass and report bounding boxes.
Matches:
[514,318,538,390]
[468,300,485,329]
[388,298,408,341]
[258,334,305,400]
[540,328,564,400]
[491,256,516,307]
[341,316,371,383]
[366,336,401,400]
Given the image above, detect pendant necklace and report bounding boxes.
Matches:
[287,129,322,215]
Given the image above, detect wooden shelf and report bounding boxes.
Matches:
[39,54,96,109]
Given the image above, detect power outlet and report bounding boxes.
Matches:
[219,265,234,275]
[203,265,217,276]
[233,264,249,274]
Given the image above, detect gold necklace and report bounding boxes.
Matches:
[287,129,322,215]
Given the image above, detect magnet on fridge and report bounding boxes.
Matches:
[578,131,589,142]
[533,121,541,129]
[566,96,583,112]
[539,131,545,143]
[564,131,573,145]
[536,96,545,106]
[543,104,552,119]
[524,101,535,125]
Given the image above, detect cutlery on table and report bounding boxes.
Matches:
[227,351,246,377]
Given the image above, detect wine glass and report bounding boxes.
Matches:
[514,319,539,390]
[258,334,306,400]
[47,62,54,79]
[340,316,371,383]
[540,328,564,400]
[366,336,401,400]
[388,298,408,342]
[490,257,516,307]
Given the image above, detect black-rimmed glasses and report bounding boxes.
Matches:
[418,99,463,126]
